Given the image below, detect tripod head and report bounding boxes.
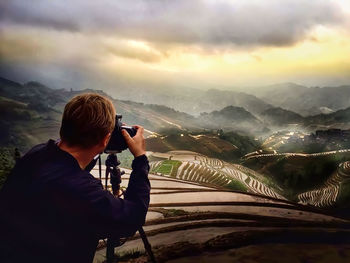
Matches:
[104,153,125,196]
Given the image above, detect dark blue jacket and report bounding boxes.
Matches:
[0,139,150,263]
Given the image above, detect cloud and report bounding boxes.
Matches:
[104,40,163,63]
[0,25,165,65]
[0,0,345,47]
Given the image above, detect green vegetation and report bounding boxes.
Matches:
[261,107,303,125]
[244,154,348,199]
[337,179,350,203]
[202,105,258,122]
[156,163,173,174]
[277,140,350,154]
[278,142,325,154]
[115,248,145,261]
[147,130,258,163]
[226,179,248,192]
[150,208,189,218]
[335,179,350,216]
[152,160,182,176]
[0,147,16,189]
[218,130,261,158]
[279,158,336,193]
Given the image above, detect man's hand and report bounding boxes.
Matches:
[122,125,146,157]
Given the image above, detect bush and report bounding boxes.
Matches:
[0,147,16,189]
[219,131,260,157]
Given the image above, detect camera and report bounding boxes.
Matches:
[104,115,137,153]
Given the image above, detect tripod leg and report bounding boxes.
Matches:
[105,167,109,190]
[139,227,157,263]
[106,239,115,263]
[99,155,102,181]
[106,237,121,263]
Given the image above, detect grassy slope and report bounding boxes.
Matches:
[146,133,243,162]
[152,160,182,176]
[243,153,350,200]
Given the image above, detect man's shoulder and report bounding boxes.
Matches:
[25,141,51,155]
[21,139,77,170]
[12,140,82,184]
[20,139,59,164]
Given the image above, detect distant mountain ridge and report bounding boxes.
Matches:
[306,107,350,125]
[197,89,272,115]
[1,76,350,152]
[108,84,274,116]
[250,83,350,116]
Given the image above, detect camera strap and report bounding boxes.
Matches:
[98,154,102,181]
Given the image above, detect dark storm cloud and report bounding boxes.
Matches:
[0,1,79,31]
[0,0,345,47]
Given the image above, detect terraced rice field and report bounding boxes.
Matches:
[243,149,350,161]
[90,165,350,263]
[298,161,350,207]
[149,151,284,199]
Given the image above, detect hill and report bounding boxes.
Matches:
[0,76,271,153]
[146,132,244,162]
[199,106,263,132]
[110,85,273,116]
[0,77,202,151]
[196,89,272,115]
[149,151,283,198]
[306,107,350,125]
[260,107,304,125]
[242,149,350,201]
[252,83,350,116]
[258,104,350,130]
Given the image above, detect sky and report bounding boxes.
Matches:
[1,0,350,92]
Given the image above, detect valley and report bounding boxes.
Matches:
[1,76,350,262]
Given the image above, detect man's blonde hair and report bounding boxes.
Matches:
[59,93,116,148]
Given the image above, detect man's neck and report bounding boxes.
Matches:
[57,141,97,170]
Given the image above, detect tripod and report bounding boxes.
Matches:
[102,153,156,263]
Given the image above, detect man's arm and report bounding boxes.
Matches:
[87,125,150,238]
[86,155,150,239]
[53,155,150,240]
[124,154,150,217]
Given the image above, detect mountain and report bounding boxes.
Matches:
[2,76,350,152]
[0,77,202,150]
[251,83,350,116]
[306,107,350,125]
[0,77,274,148]
[109,85,273,116]
[244,82,306,98]
[260,107,304,125]
[0,78,67,108]
[112,100,201,132]
[195,89,272,115]
[259,105,350,130]
[146,133,242,162]
[199,105,262,132]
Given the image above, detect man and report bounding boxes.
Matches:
[0,94,150,263]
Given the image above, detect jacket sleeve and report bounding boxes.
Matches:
[53,155,151,239]
[89,154,150,239]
